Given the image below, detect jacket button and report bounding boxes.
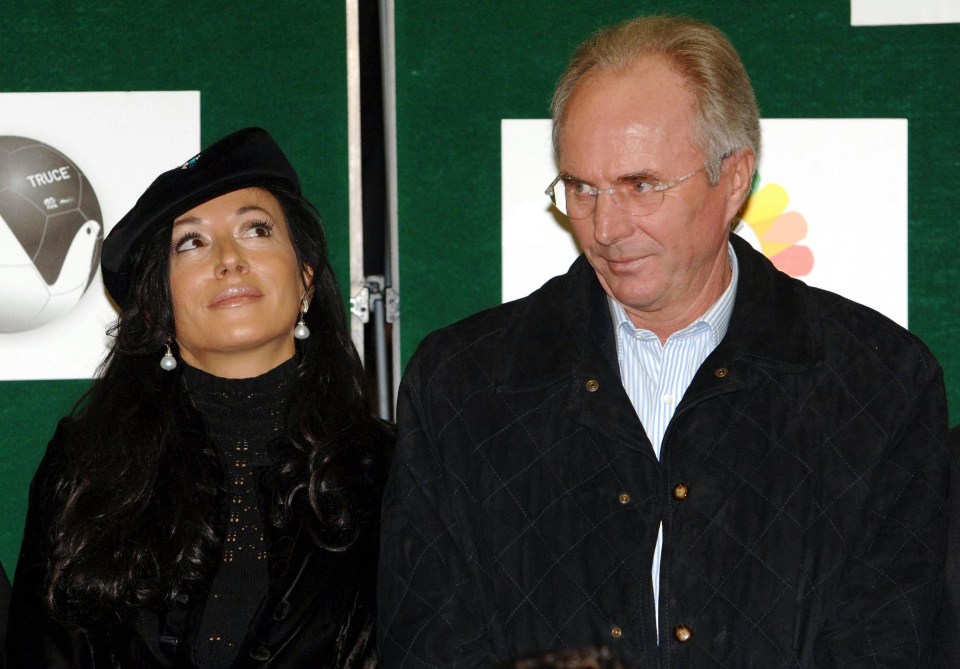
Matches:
[249,646,271,661]
[610,625,623,638]
[674,625,692,642]
[585,378,600,392]
[618,493,630,504]
[714,367,729,378]
[673,483,688,500]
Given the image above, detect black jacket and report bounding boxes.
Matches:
[378,236,951,668]
[935,425,960,667]
[6,418,388,668]
[0,560,9,664]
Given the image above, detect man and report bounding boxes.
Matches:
[379,16,950,668]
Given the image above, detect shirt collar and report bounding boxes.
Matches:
[607,241,739,347]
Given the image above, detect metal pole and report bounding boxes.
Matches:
[345,0,365,361]
[379,0,400,410]
[373,292,390,419]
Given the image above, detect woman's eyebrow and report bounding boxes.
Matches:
[235,204,272,217]
[172,205,273,228]
[172,215,202,228]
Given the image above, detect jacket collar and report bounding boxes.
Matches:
[499,253,616,391]
[499,233,822,391]
[720,234,822,372]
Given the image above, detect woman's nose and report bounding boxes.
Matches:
[215,238,248,276]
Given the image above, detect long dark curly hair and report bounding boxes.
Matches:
[42,186,389,626]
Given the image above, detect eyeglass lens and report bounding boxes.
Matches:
[552,180,665,219]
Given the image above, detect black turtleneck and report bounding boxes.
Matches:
[181,356,298,668]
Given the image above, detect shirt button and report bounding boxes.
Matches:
[249,646,271,661]
[662,392,674,405]
[714,367,729,378]
[674,625,692,643]
[611,625,623,638]
[673,483,688,500]
[618,493,631,504]
[585,378,600,392]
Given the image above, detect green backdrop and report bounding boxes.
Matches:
[0,1,350,576]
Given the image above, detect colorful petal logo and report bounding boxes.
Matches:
[736,182,814,277]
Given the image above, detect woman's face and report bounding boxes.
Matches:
[168,187,312,378]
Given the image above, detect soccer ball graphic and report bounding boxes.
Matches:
[0,136,103,333]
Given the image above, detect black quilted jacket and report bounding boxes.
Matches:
[378,235,951,668]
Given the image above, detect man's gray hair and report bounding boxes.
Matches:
[551,15,761,185]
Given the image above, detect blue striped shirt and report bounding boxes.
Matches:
[608,243,739,626]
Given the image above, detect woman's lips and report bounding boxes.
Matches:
[208,285,263,308]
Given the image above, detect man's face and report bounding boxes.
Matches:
[557,57,749,333]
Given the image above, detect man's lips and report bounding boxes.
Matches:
[208,285,263,308]
[603,255,650,271]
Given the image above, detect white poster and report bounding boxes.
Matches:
[851,0,960,25]
[0,91,200,380]
[502,118,908,327]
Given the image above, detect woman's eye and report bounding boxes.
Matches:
[242,220,275,238]
[173,234,203,253]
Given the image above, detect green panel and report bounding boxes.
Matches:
[0,1,349,575]
[394,2,960,420]
[0,381,90,576]
[394,2,639,356]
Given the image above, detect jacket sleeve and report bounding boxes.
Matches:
[814,364,951,668]
[933,425,960,669]
[377,349,498,668]
[5,419,86,669]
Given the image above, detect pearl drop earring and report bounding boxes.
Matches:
[160,343,178,371]
[294,296,311,340]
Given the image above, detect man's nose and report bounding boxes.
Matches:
[592,189,632,245]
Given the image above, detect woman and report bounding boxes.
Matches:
[6,128,391,667]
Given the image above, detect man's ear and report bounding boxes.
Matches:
[725,148,756,220]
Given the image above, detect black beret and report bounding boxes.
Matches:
[101,127,300,309]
